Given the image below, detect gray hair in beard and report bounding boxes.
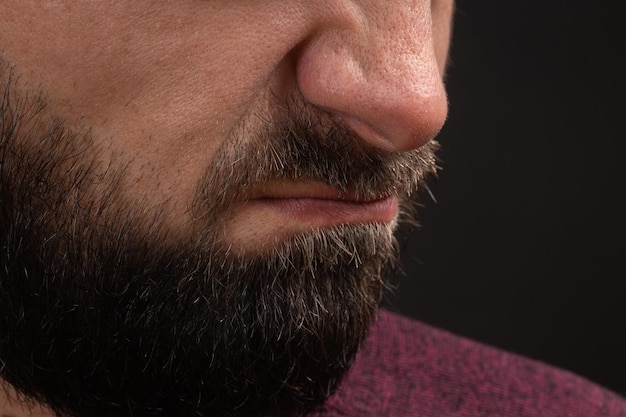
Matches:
[0,67,439,417]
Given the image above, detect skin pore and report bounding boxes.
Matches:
[0,1,454,416]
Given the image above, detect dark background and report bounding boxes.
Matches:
[391,1,626,395]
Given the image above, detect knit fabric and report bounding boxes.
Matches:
[310,310,626,416]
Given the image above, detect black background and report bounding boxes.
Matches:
[391,1,626,395]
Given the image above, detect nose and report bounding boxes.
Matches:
[296,0,450,152]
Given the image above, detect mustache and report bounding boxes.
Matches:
[194,99,440,218]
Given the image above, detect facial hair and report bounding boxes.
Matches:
[0,63,439,417]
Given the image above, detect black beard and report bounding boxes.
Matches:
[0,64,438,417]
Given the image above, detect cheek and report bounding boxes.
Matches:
[1,0,314,233]
[2,2,251,135]
[1,3,252,204]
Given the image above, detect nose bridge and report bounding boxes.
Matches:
[296,0,448,152]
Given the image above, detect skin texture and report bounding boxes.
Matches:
[0,1,454,416]
[0,0,452,246]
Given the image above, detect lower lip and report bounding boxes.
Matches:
[251,195,399,228]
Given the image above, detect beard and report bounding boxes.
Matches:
[0,63,439,417]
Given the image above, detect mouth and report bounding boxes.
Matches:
[244,182,399,229]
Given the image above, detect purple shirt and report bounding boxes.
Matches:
[310,310,626,416]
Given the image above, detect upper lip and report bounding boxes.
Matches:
[253,181,388,203]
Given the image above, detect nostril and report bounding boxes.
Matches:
[337,113,398,152]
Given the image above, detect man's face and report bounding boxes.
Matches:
[0,1,454,416]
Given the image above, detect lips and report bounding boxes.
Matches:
[246,181,399,228]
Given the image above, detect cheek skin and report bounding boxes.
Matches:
[0,1,308,220]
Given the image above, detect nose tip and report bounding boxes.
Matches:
[333,88,449,153]
[295,22,449,152]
